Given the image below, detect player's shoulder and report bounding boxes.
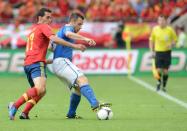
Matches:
[152,25,160,30]
[64,25,74,31]
[151,25,160,33]
[38,24,52,29]
[166,26,174,31]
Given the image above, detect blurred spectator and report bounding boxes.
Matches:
[46,0,62,20]
[122,2,137,19]
[0,0,187,23]
[114,22,125,48]
[130,0,147,16]
[86,0,102,21]
[142,2,162,19]
[17,0,36,23]
[58,0,69,17]
[162,1,174,17]
[0,1,14,22]
[176,25,187,48]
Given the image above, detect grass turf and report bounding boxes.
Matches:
[0,76,187,131]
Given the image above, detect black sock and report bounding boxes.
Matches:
[163,74,168,87]
[157,73,162,85]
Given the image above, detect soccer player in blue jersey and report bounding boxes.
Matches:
[50,12,111,119]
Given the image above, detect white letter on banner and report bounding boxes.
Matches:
[170,52,186,71]
[9,53,24,72]
[0,53,10,72]
[140,52,152,71]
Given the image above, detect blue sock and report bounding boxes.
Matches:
[80,84,99,108]
[67,93,81,117]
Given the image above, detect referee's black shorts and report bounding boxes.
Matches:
[155,50,171,69]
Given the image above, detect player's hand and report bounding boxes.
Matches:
[45,59,53,64]
[167,43,175,49]
[85,38,96,46]
[73,44,87,52]
[167,44,172,49]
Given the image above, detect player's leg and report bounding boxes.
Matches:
[8,65,36,120]
[13,64,46,108]
[20,91,46,119]
[155,52,162,91]
[162,69,169,92]
[9,62,46,120]
[76,76,111,111]
[66,87,82,119]
[162,51,171,92]
[76,76,99,108]
[156,68,162,91]
[20,63,47,119]
[53,58,110,117]
[61,59,100,110]
[53,58,82,118]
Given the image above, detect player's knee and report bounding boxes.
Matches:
[163,69,168,74]
[41,89,46,96]
[33,76,46,95]
[73,88,81,95]
[76,76,89,87]
[36,85,46,95]
[157,69,161,73]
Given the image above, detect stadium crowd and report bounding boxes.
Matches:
[0,0,187,49]
[0,0,187,23]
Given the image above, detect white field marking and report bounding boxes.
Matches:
[128,76,187,109]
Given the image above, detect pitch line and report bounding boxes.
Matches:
[128,76,187,109]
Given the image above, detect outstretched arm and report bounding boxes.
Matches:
[49,35,87,51]
[66,31,96,46]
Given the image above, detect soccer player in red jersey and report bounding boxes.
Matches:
[8,8,86,120]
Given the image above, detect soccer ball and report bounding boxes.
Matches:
[97,107,113,120]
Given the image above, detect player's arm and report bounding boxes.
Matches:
[48,42,54,52]
[41,24,86,51]
[149,40,154,51]
[46,41,55,64]
[49,35,86,51]
[149,40,155,58]
[65,31,96,46]
[45,59,53,64]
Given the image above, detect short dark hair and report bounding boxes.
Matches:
[36,8,52,19]
[69,12,84,22]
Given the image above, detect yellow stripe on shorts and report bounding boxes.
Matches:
[39,62,45,77]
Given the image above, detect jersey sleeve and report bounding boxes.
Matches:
[40,24,54,38]
[149,27,156,42]
[64,26,74,37]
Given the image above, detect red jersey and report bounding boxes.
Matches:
[24,24,54,66]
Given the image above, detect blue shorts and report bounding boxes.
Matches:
[24,62,47,87]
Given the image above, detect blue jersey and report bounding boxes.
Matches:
[53,25,75,61]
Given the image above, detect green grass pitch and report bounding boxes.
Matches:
[0,75,187,131]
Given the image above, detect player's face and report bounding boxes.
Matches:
[158,17,167,28]
[40,12,52,24]
[74,17,83,33]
